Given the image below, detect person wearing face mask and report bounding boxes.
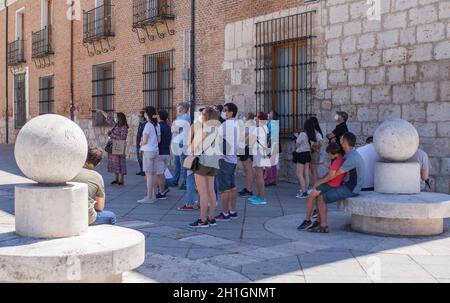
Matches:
[136,111,147,176]
[215,103,240,222]
[215,104,226,124]
[326,111,349,149]
[167,102,191,190]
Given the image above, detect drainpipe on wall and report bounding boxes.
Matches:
[70,12,75,121]
[189,0,196,122]
[4,0,9,144]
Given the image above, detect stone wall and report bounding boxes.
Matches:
[320,0,450,193]
[223,0,450,193]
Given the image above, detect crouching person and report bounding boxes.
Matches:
[72,145,117,225]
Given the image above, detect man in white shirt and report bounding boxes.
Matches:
[407,149,432,191]
[356,138,381,191]
[215,103,240,222]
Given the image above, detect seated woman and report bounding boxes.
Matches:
[72,145,117,225]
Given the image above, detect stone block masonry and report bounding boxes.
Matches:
[223,0,450,193]
[315,0,450,193]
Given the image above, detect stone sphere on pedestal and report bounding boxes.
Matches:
[14,114,88,184]
[373,118,419,162]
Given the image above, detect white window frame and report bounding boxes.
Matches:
[41,0,53,29]
[15,7,25,40]
[12,67,30,127]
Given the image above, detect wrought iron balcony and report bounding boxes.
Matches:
[32,26,54,58]
[7,39,26,66]
[132,0,175,28]
[83,4,115,43]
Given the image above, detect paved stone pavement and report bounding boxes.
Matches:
[1,144,450,283]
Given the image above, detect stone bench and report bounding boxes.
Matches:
[339,192,450,236]
[0,225,145,283]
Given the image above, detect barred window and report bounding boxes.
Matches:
[39,76,54,114]
[143,50,174,120]
[255,11,316,136]
[92,62,115,126]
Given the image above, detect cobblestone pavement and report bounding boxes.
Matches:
[1,144,450,283]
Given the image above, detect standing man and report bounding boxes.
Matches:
[167,102,191,190]
[311,132,365,233]
[215,103,239,221]
[326,111,349,149]
[156,110,172,199]
[136,111,147,176]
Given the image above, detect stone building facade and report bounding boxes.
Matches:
[1,0,449,193]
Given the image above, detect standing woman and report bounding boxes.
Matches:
[99,110,129,186]
[249,112,271,205]
[308,117,324,186]
[136,111,147,176]
[238,113,256,197]
[138,106,161,204]
[264,111,280,186]
[189,107,220,228]
[294,120,314,199]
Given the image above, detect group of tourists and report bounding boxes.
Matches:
[73,103,431,233]
[133,102,280,228]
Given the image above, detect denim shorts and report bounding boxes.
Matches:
[316,183,335,194]
[218,159,236,193]
[322,185,357,204]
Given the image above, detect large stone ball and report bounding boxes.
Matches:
[14,114,88,184]
[373,118,419,162]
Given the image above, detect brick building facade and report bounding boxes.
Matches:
[1,0,449,193]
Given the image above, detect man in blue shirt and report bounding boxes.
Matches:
[310,132,365,233]
[166,102,191,190]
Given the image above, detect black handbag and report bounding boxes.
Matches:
[183,156,199,171]
[105,140,113,154]
[105,126,116,154]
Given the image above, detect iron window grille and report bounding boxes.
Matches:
[143,50,175,120]
[92,62,115,126]
[83,2,115,43]
[39,76,54,114]
[133,0,174,27]
[14,73,27,129]
[32,26,53,58]
[7,39,26,66]
[255,11,317,136]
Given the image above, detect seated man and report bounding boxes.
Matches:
[72,145,117,225]
[297,143,345,231]
[407,148,432,191]
[310,132,365,233]
[356,137,381,191]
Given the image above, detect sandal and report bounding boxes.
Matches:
[111,181,118,185]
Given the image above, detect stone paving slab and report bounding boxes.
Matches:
[136,253,250,283]
[241,256,302,276]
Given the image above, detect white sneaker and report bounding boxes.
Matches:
[137,197,157,204]
[296,191,305,199]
